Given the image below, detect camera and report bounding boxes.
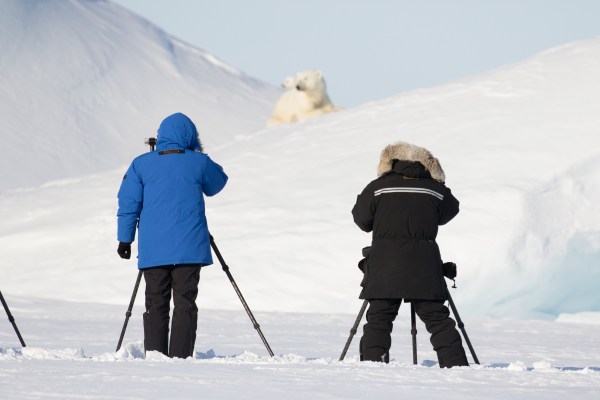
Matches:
[443,262,457,279]
[145,137,157,151]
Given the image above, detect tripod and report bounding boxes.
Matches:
[209,235,274,357]
[115,236,274,356]
[115,137,154,352]
[0,290,26,347]
[440,277,479,365]
[339,278,479,365]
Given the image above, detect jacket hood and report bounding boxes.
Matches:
[156,113,202,152]
[377,141,445,182]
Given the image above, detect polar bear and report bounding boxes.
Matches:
[267,70,341,127]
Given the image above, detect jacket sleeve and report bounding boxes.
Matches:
[439,187,459,225]
[117,161,143,243]
[202,155,228,197]
[352,182,376,232]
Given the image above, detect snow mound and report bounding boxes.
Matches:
[0,347,86,360]
[0,0,280,191]
[556,311,600,325]
[204,36,600,318]
[1,2,599,319]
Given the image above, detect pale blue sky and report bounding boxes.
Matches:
[112,0,600,107]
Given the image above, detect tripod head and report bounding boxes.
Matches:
[145,137,157,152]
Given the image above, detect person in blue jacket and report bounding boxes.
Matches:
[116,112,228,359]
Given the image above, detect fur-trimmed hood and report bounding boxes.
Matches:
[377,141,445,182]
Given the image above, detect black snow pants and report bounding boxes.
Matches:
[360,299,469,368]
[143,264,201,359]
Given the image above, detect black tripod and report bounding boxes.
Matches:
[0,290,26,347]
[440,277,479,365]
[115,236,274,356]
[115,138,155,352]
[209,235,274,357]
[339,278,479,365]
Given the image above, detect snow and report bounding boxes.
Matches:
[2,0,600,398]
[0,0,280,191]
[556,311,600,325]
[3,29,599,319]
[1,297,600,399]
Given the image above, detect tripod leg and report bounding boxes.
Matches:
[410,302,417,365]
[0,290,26,347]
[445,284,480,364]
[339,300,368,361]
[116,270,143,352]
[210,235,274,357]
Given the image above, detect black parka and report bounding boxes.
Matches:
[352,143,459,300]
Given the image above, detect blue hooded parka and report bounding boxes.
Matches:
[117,113,228,269]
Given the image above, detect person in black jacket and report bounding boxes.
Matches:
[352,141,468,368]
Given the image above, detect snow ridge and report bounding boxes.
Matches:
[0,0,280,191]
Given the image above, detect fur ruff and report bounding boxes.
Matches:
[377,141,446,182]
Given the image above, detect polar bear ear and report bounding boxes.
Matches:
[315,70,323,78]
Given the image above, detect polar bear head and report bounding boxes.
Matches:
[281,76,297,89]
[295,70,326,94]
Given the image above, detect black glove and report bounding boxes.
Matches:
[117,242,132,259]
[442,262,457,279]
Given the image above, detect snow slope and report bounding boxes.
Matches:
[0,0,279,191]
[1,3,600,398]
[1,35,600,320]
[0,1,600,318]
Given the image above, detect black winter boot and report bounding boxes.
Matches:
[438,350,469,368]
